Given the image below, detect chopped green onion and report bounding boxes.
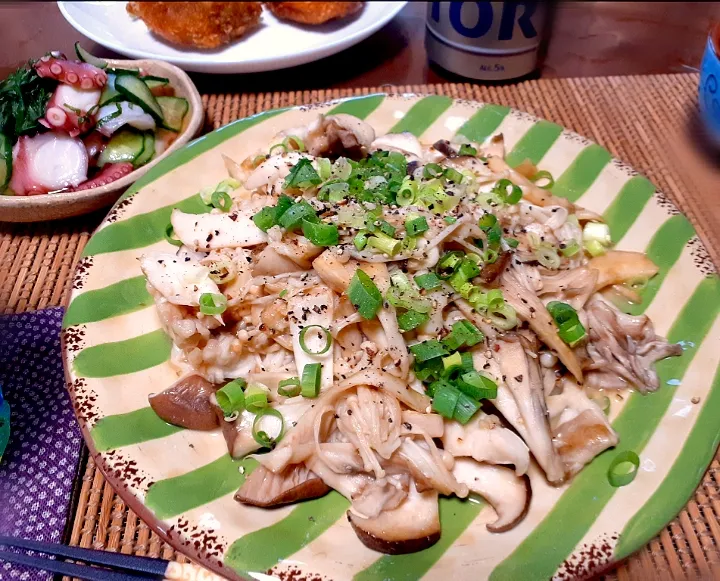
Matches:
[505,237,519,248]
[456,371,497,400]
[547,301,587,347]
[487,302,518,330]
[283,135,305,151]
[493,178,523,204]
[252,407,285,448]
[482,247,499,264]
[444,167,464,184]
[458,144,477,156]
[584,240,607,257]
[414,272,442,291]
[531,170,555,189]
[607,450,640,487]
[299,325,332,355]
[301,363,322,398]
[199,293,227,315]
[252,206,276,232]
[367,232,401,256]
[431,383,460,418]
[436,251,464,279]
[318,180,349,202]
[252,154,267,168]
[279,289,288,298]
[279,200,317,231]
[423,163,444,179]
[442,351,463,372]
[397,309,429,332]
[302,219,339,247]
[402,235,417,252]
[332,157,352,180]
[208,259,237,284]
[211,190,232,212]
[405,216,429,237]
[453,392,482,424]
[353,231,369,251]
[535,245,561,269]
[348,269,383,320]
[583,222,612,257]
[269,143,287,156]
[317,158,332,180]
[278,377,301,398]
[284,158,321,190]
[410,339,449,363]
[164,223,182,247]
[396,176,417,206]
[216,379,246,416]
[378,220,396,237]
[444,216,457,224]
[478,213,497,229]
[560,240,581,257]
[244,383,269,414]
[442,320,484,350]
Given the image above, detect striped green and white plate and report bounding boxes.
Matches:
[62,94,720,581]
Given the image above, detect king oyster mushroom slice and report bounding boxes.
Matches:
[170,208,267,251]
[149,375,219,431]
[452,458,531,533]
[347,482,441,555]
[494,337,566,484]
[442,413,530,476]
[371,132,424,160]
[235,463,330,508]
[303,113,375,158]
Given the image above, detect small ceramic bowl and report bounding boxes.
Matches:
[700,24,720,148]
[0,58,203,223]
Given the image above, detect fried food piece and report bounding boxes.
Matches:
[127,2,262,49]
[265,2,363,25]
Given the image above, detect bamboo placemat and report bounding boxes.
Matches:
[1,75,719,580]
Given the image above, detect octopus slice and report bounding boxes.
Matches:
[34,54,107,89]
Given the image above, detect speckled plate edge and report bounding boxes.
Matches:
[61,94,720,581]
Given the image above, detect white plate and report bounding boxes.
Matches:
[58,1,407,74]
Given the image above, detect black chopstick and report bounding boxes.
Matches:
[0,547,158,581]
[0,535,168,581]
[0,535,169,576]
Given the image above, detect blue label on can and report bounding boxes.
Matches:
[428,2,546,53]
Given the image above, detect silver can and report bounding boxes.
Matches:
[426,2,548,81]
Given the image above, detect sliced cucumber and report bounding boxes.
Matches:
[99,74,121,106]
[133,132,155,168]
[75,42,107,69]
[157,96,188,132]
[0,133,11,192]
[141,75,170,89]
[97,128,144,167]
[106,67,141,76]
[115,73,164,122]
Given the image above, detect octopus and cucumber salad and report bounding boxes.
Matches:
[0,44,188,195]
[140,113,681,554]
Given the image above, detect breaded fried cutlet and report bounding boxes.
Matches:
[264,2,363,25]
[126,2,262,49]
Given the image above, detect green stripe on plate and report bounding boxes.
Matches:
[603,176,656,243]
[354,497,485,581]
[327,94,385,119]
[390,95,454,136]
[552,144,612,202]
[64,276,152,328]
[73,329,171,378]
[505,120,563,167]
[225,492,349,576]
[489,276,720,581]
[145,455,257,520]
[625,214,694,316]
[456,104,511,144]
[615,352,720,559]
[92,407,182,452]
[117,108,288,203]
[83,194,209,257]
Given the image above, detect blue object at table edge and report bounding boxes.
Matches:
[699,28,720,147]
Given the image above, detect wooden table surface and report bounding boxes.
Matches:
[2,1,720,88]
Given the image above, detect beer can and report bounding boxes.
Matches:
[426,2,548,81]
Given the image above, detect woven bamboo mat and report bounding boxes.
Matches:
[1,75,719,580]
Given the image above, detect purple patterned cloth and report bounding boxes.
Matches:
[0,308,83,580]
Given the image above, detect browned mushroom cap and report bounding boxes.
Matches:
[348,487,441,555]
[235,463,330,508]
[149,375,218,431]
